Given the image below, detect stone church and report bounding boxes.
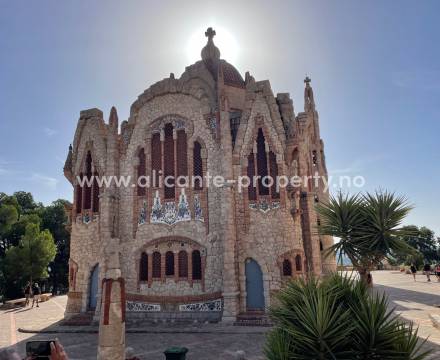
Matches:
[63,28,335,323]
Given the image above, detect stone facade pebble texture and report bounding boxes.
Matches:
[63,30,336,322]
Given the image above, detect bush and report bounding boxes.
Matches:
[265,274,429,360]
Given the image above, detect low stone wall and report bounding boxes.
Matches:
[125,297,223,324]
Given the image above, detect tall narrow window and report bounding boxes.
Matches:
[193,141,203,190]
[137,148,146,196]
[164,123,175,199]
[283,259,292,276]
[247,153,257,201]
[165,251,175,276]
[176,130,187,178]
[139,252,148,281]
[152,251,161,278]
[229,111,241,146]
[151,133,161,187]
[312,150,318,167]
[192,250,202,280]
[269,151,279,199]
[178,250,188,278]
[92,171,99,212]
[84,152,92,209]
[76,175,83,214]
[295,255,302,272]
[256,128,269,196]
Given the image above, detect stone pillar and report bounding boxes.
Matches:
[173,251,179,282]
[188,250,193,287]
[219,106,240,322]
[97,239,125,360]
[147,253,153,288]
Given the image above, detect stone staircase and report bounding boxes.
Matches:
[234,311,272,327]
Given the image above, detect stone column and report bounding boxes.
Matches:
[97,240,125,360]
[147,253,153,288]
[219,105,240,322]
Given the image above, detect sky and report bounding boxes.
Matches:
[0,0,439,234]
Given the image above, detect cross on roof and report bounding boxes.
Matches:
[304,76,312,84]
[205,27,216,41]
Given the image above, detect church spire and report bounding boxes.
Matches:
[304,76,315,112]
[109,106,118,133]
[201,27,220,62]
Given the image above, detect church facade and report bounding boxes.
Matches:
[63,28,335,323]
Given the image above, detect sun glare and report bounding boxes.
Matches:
[186,26,239,65]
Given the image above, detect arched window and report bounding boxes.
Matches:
[164,123,175,199]
[295,255,302,272]
[139,252,148,281]
[75,174,83,214]
[151,133,161,187]
[84,151,93,209]
[152,252,161,278]
[193,141,203,190]
[269,151,279,199]
[247,153,257,201]
[282,259,292,276]
[178,250,188,278]
[92,171,99,212]
[137,148,146,196]
[256,128,269,196]
[192,250,202,280]
[165,251,175,276]
[176,130,187,178]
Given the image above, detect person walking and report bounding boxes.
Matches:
[435,264,440,282]
[24,282,32,306]
[423,263,432,282]
[32,282,41,308]
[410,264,417,281]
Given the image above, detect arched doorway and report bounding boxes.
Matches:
[245,258,265,311]
[89,264,99,310]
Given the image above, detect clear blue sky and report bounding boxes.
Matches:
[0,0,439,234]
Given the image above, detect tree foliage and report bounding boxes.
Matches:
[390,225,439,265]
[4,223,56,285]
[40,200,70,293]
[0,191,71,299]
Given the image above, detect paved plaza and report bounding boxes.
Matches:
[2,271,440,359]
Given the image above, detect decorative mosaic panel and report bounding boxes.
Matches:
[76,211,99,224]
[194,195,204,221]
[249,199,280,213]
[151,190,191,225]
[138,200,147,225]
[179,299,222,312]
[126,301,161,312]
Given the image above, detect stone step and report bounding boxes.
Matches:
[62,312,94,326]
[234,313,272,327]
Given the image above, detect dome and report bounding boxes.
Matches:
[220,60,245,88]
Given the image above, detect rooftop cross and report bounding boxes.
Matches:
[205,27,216,41]
[304,76,312,85]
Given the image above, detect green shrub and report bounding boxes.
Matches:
[265,274,429,360]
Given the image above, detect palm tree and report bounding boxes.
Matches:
[316,191,413,284]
